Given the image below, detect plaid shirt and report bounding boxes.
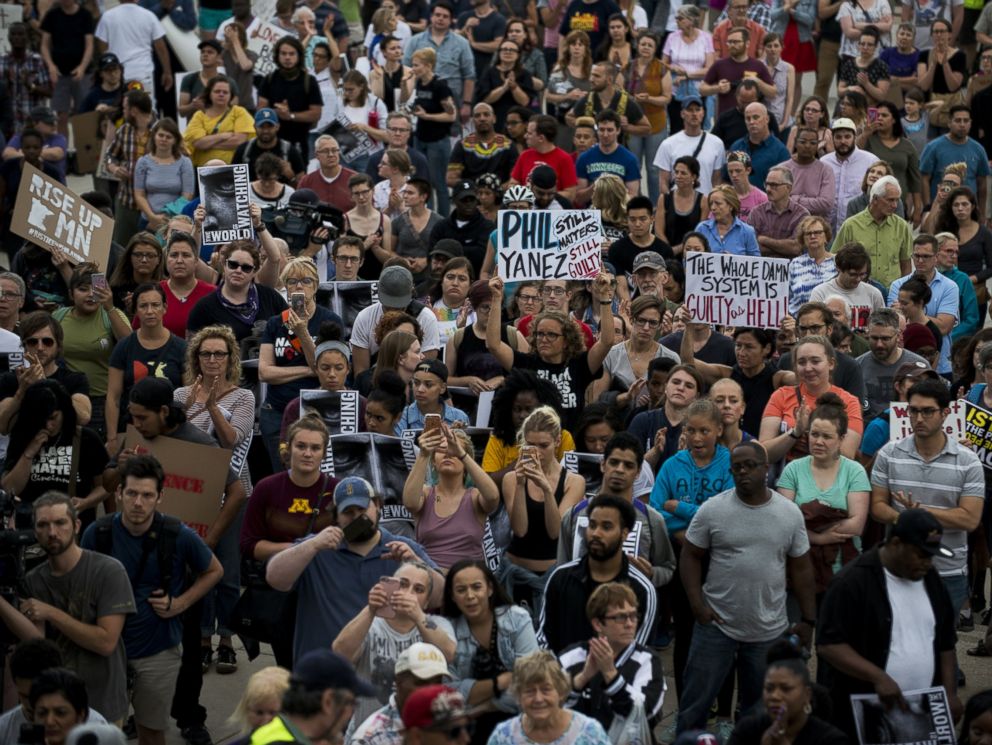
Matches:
[716,1,773,29]
[104,121,153,209]
[0,52,51,129]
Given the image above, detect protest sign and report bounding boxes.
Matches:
[301,389,361,435]
[888,399,966,442]
[323,433,409,504]
[683,251,789,329]
[963,399,992,470]
[497,209,603,282]
[10,163,113,268]
[247,19,290,77]
[563,451,604,498]
[123,426,233,537]
[323,114,378,162]
[0,5,22,56]
[319,281,377,340]
[198,163,253,245]
[851,687,955,745]
[69,111,104,174]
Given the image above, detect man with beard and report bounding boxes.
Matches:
[539,492,658,654]
[267,476,443,661]
[821,118,875,234]
[428,240,465,286]
[557,432,675,593]
[448,103,517,185]
[676,441,816,734]
[565,62,651,142]
[0,492,135,726]
[856,307,929,418]
[919,105,990,206]
[233,108,306,184]
[527,164,571,210]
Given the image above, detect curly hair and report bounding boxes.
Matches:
[183,325,241,386]
[490,369,564,443]
[529,311,585,362]
[374,310,422,346]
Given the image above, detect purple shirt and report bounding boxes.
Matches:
[776,158,836,218]
[747,199,810,258]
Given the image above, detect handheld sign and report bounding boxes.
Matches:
[850,686,955,745]
[963,399,992,470]
[247,19,291,77]
[497,209,603,281]
[198,163,253,245]
[10,163,113,268]
[683,251,789,329]
[888,399,966,442]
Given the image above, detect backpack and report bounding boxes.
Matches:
[92,513,183,593]
[52,305,112,337]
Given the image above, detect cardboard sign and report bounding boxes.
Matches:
[497,209,603,281]
[198,163,253,244]
[10,163,113,268]
[888,399,966,442]
[247,20,292,78]
[683,251,789,329]
[963,400,992,470]
[0,5,23,56]
[851,687,955,745]
[123,426,233,537]
[563,450,605,497]
[69,111,105,175]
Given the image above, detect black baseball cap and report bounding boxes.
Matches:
[891,508,954,558]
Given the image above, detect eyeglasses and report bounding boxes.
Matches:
[908,406,942,418]
[132,252,159,262]
[0,291,22,298]
[25,337,56,348]
[798,324,826,334]
[227,259,256,273]
[632,317,661,329]
[541,287,567,296]
[351,189,372,197]
[603,612,639,624]
[765,182,787,188]
[336,255,362,264]
[912,253,935,260]
[316,148,341,155]
[535,331,563,340]
[198,350,230,359]
[804,229,825,237]
[285,277,316,287]
[519,293,540,303]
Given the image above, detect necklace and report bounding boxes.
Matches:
[169,278,195,303]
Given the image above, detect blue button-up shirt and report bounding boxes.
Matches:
[403,29,476,103]
[728,133,791,187]
[695,217,761,256]
[888,270,960,374]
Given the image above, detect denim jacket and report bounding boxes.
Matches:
[451,605,539,713]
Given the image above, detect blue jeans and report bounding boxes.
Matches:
[416,137,451,218]
[676,621,775,733]
[627,130,666,206]
[200,505,244,640]
[943,573,969,616]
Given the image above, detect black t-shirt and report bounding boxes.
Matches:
[414,75,455,143]
[661,330,736,366]
[607,236,674,278]
[2,426,108,507]
[457,9,508,75]
[731,361,777,437]
[558,0,621,55]
[511,350,599,431]
[429,213,495,276]
[0,364,90,402]
[256,70,324,156]
[108,334,187,431]
[729,714,849,745]
[186,285,289,342]
[40,5,95,74]
[232,138,306,182]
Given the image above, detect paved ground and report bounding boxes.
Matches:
[169,615,992,745]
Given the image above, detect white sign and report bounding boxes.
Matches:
[497,209,603,281]
[888,399,966,442]
[683,251,790,329]
[0,5,23,56]
[247,20,293,78]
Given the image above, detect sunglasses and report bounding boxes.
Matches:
[226,259,256,273]
[25,337,56,348]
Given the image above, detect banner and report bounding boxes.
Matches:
[683,251,789,329]
[497,209,603,281]
[10,163,113,268]
[963,399,992,469]
[69,111,105,174]
[319,281,377,340]
[851,687,955,745]
[0,5,23,56]
[198,163,253,245]
[123,426,233,537]
[888,400,966,442]
[246,20,292,78]
[322,114,378,162]
[323,433,409,504]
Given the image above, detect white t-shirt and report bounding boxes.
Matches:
[808,278,885,332]
[883,568,936,692]
[351,302,442,354]
[653,131,726,194]
[364,21,413,63]
[94,4,166,83]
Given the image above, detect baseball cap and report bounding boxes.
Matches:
[529,164,558,190]
[430,239,464,261]
[29,106,55,125]
[198,39,223,53]
[402,684,470,730]
[396,643,452,680]
[415,358,448,382]
[289,188,320,207]
[97,52,121,71]
[632,251,667,273]
[682,95,704,108]
[129,377,175,409]
[452,180,477,201]
[831,117,857,132]
[333,476,375,512]
[68,724,127,745]
[895,360,939,383]
[255,108,279,127]
[902,323,937,354]
[891,508,954,558]
[293,649,377,696]
[378,265,414,308]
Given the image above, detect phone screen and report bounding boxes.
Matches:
[92,273,108,291]
[291,292,306,315]
[376,576,400,618]
[424,414,441,433]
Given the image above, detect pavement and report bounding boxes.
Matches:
[169,612,992,745]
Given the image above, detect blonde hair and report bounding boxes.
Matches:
[280,256,319,286]
[184,325,241,386]
[228,666,291,735]
[512,650,571,699]
[591,174,628,226]
[516,405,562,447]
[942,162,968,182]
[709,184,741,216]
[935,231,958,247]
[796,215,832,251]
[412,48,436,68]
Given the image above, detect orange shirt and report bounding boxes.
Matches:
[762,383,863,460]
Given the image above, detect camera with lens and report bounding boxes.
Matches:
[261,189,344,254]
[0,489,38,644]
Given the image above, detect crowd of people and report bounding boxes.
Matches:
[2,0,992,743]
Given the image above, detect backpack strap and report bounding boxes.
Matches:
[92,513,116,558]
[155,514,183,593]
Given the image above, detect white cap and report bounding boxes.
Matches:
[831,117,857,132]
[396,642,452,680]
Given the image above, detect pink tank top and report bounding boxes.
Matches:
[416,487,485,570]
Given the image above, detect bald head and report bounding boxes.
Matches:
[744,102,770,141]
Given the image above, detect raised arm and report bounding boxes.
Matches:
[485,277,515,370]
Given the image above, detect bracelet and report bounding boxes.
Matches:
[256,224,268,233]
[800,617,816,628]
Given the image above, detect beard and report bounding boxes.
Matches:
[588,534,623,561]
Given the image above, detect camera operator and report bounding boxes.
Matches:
[0,492,135,727]
[81,455,222,745]
[261,188,341,281]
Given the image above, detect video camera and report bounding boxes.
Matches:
[261,192,344,254]
[0,489,39,645]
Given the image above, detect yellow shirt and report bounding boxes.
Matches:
[482,430,577,473]
[183,105,256,166]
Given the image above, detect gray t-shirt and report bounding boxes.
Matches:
[24,550,136,722]
[603,342,680,390]
[808,279,885,333]
[684,488,809,642]
[856,349,930,417]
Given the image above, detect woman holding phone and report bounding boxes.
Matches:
[403,423,499,570]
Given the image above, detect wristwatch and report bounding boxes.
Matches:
[290,112,296,121]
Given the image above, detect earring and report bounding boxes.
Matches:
[803,702,812,715]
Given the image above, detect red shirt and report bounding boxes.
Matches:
[511,147,578,190]
[131,279,216,337]
[298,166,358,213]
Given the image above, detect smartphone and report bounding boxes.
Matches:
[18,724,46,745]
[375,576,400,618]
[91,272,108,292]
[424,413,442,434]
[291,292,306,316]
[868,107,878,123]
[343,513,374,543]
[520,445,537,464]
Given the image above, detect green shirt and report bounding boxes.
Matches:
[54,306,128,396]
[832,209,912,288]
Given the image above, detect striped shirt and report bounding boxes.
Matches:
[871,435,985,576]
